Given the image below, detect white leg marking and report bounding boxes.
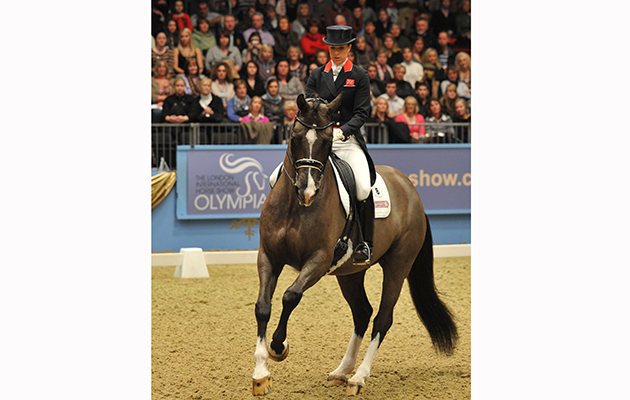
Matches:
[348,333,381,387]
[330,331,363,377]
[253,336,270,379]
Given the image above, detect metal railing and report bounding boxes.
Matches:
[151,122,470,169]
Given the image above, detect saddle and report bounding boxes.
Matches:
[328,154,391,273]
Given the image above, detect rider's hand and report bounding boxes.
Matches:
[332,127,345,142]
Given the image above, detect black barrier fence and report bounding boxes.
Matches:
[151,122,471,170]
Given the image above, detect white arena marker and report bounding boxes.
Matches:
[173,248,209,278]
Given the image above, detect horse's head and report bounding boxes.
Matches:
[287,92,343,207]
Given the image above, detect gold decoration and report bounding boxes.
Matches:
[151,171,177,209]
[230,219,259,240]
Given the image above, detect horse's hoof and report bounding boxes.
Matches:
[267,341,289,362]
[252,375,273,396]
[346,382,365,396]
[326,374,348,386]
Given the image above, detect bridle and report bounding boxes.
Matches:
[284,99,334,187]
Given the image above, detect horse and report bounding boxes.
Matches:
[252,93,458,396]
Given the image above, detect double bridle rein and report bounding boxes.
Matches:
[283,103,334,187]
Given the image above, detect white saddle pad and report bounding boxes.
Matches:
[331,160,391,219]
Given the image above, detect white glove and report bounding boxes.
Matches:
[332,127,345,142]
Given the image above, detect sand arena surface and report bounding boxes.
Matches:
[152,257,470,399]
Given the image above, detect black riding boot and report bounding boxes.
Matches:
[354,193,374,264]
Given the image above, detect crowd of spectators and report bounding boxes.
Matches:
[151,0,471,143]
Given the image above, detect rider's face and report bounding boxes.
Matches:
[328,44,350,66]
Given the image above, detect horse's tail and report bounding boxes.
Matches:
[407,213,458,355]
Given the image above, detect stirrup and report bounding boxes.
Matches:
[354,242,372,265]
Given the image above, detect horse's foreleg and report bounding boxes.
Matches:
[327,271,373,386]
[346,261,409,396]
[268,252,329,362]
[253,250,282,396]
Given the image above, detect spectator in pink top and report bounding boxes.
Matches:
[395,96,426,143]
[241,96,270,122]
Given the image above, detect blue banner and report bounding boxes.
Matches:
[176,144,470,220]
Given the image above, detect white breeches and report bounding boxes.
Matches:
[269,136,371,201]
[332,136,371,201]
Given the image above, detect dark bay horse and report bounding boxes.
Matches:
[252,93,458,396]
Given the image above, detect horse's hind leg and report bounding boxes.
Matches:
[253,249,282,396]
[346,255,414,396]
[327,270,373,386]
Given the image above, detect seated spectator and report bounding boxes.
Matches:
[210,61,236,109]
[222,14,246,51]
[283,100,298,124]
[455,52,471,98]
[244,12,275,45]
[227,79,252,122]
[425,99,455,142]
[165,18,180,50]
[287,45,309,85]
[353,36,375,68]
[241,96,270,122]
[173,28,204,76]
[362,20,383,53]
[395,96,425,143]
[314,49,330,67]
[325,0,352,28]
[366,62,384,100]
[382,33,403,67]
[177,58,206,97]
[205,29,243,75]
[375,49,394,82]
[374,8,391,38]
[452,97,471,143]
[273,15,301,60]
[439,83,459,118]
[292,3,312,39]
[439,65,470,99]
[390,24,412,51]
[411,37,426,64]
[161,77,195,123]
[242,31,263,64]
[401,47,423,89]
[262,5,280,34]
[378,79,405,118]
[191,77,225,123]
[349,6,364,36]
[308,0,332,21]
[275,59,306,102]
[432,0,457,38]
[152,31,175,77]
[261,77,285,125]
[191,0,222,29]
[436,31,456,68]
[192,18,217,59]
[241,60,266,98]
[357,0,377,25]
[414,81,431,117]
[171,0,193,32]
[368,97,391,123]
[421,48,445,79]
[455,0,471,48]
[300,17,328,64]
[410,18,437,51]
[308,62,319,74]
[255,44,277,83]
[392,64,415,100]
[151,60,174,121]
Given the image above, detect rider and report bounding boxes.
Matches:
[305,25,376,264]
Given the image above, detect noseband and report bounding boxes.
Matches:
[284,101,333,187]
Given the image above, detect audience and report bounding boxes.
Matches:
[241,96,270,122]
[151,1,472,144]
[210,61,236,109]
[173,28,204,75]
[425,98,455,142]
[227,79,252,122]
[395,96,425,143]
[161,77,195,123]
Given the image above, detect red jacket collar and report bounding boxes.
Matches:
[324,59,353,73]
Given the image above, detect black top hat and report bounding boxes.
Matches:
[322,25,356,46]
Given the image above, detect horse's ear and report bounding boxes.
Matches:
[328,92,344,114]
[297,94,310,114]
